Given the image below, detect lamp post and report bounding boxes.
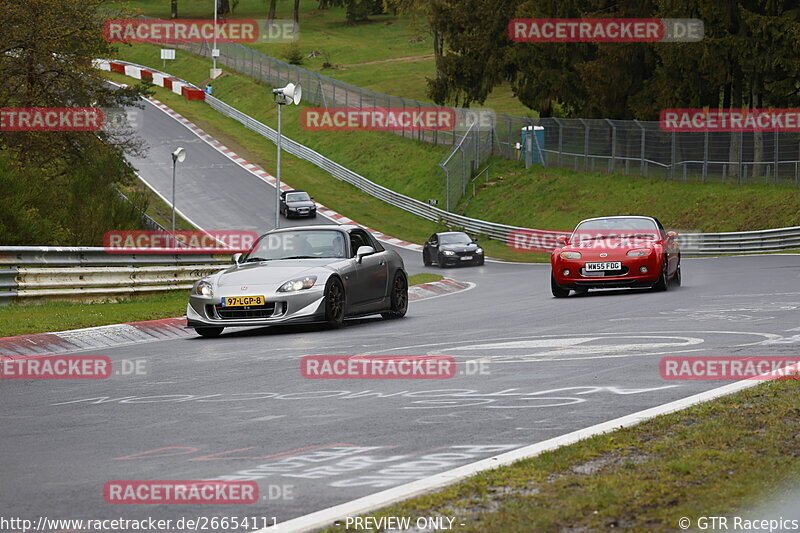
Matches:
[213,0,218,73]
[271,83,302,229]
[171,147,186,233]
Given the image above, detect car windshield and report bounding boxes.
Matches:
[573,218,659,239]
[286,192,311,202]
[244,230,347,261]
[439,233,472,245]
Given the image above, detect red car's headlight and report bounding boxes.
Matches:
[626,248,652,257]
[560,251,582,259]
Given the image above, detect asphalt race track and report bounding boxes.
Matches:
[2,97,800,529]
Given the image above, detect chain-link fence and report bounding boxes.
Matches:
[160,39,800,211]
[527,118,800,186]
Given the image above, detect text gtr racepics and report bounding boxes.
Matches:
[550,216,681,297]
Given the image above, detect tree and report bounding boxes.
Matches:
[0,0,151,244]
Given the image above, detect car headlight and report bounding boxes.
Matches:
[627,249,652,257]
[560,251,582,259]
[476,248,483,254]
[193,280,213,297]
[443,250,456,256]
[278,276,317,292]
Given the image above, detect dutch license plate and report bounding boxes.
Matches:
[222,295,265,307]
[585,262,622,271]
[461,256,473,261]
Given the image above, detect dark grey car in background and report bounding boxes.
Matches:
[423,231,485,267]
[187,225,408,337]
[279,190,317,218]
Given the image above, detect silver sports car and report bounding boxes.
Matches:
[186,224,408,337]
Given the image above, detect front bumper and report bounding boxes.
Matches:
[186,287,326,328]
[440,253,483,266]
[552,255,661,289]
[287,207,316,217]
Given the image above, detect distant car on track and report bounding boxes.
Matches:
[279,190,316,218]
[423,231,484,267]
[550,215,681,297]
[187,225,408,337]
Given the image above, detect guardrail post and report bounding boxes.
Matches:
[606,119,616,173]
[553,118,563,166]
[738,132,744,184]
[670,131,676,180]
[580,119,589,170]
[774,131,779,184]
[634,119,645,177]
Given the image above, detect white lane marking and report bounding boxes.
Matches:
[263,370,793,533]
[409,281,476,302]
[371,331,782,363]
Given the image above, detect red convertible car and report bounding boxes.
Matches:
[550,216,681,297]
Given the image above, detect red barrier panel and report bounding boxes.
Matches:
[163,78,173,90]
[109,62,126,74]
[182,86,205,101]
[140,70,153,81]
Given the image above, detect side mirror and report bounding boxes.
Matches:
[356,245,375,263]
[667,231,678,239]
[232,253,242,264]
[472,237,479,243]
[556,235,568,246]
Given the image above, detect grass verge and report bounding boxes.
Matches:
[318,379,800,533]
[110,48,800,237]
[0,273,442,337]
[117,0,534,116]
[103,68,546,263]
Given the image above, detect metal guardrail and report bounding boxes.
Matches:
[0,247,230,305]
[103,61,800,258]
[204,96,800,256]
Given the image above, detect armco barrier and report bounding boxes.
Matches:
[0,247,230,305]
[97,60,800,257]
[95,59,204,102]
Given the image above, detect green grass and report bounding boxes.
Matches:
[0,274,442,337]
[118,181,196,231]
[318,380,800,532]
[114,45,800,239]
[107,66,547,263]
[458,161,800,232]
[116,0,535,117]
[407,273,442,285]
[0,291,189,337]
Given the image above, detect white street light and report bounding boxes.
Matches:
[171,147,186,233]
[271,83,302,229]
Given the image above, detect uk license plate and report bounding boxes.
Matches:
[222,295,265,307]
[585,261,622,271]
[461,256,473,261]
